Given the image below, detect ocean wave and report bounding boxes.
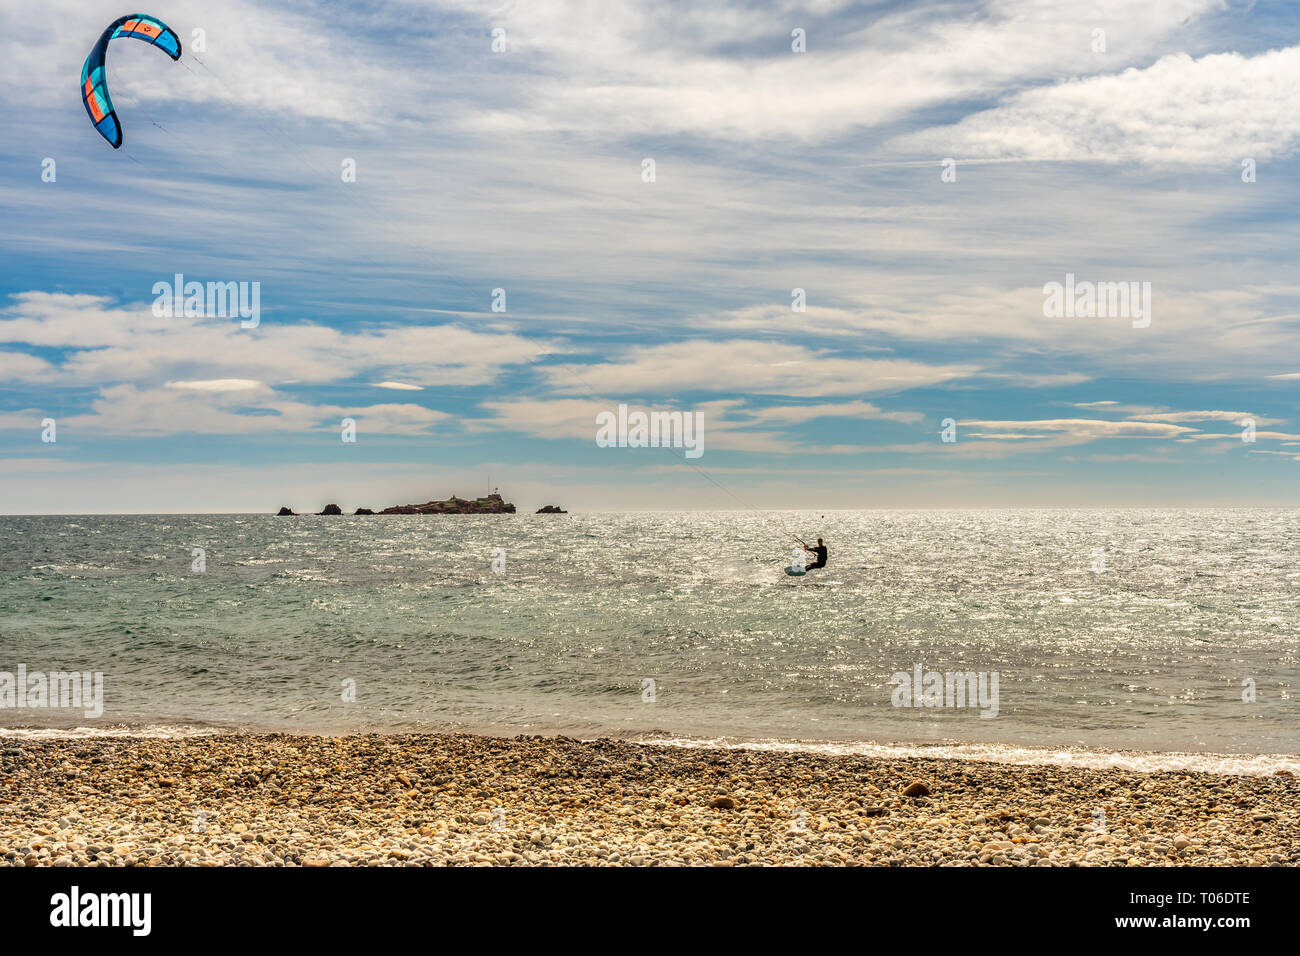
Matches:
[0,724,223,740]
[631,734,1300,777]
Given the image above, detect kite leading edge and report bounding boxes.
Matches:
[80,14,181,149]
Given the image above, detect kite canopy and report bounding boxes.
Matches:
[80,14,181,148]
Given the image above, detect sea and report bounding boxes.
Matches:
[1,510,1297,774]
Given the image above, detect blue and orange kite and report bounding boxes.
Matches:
[81,14,181,149]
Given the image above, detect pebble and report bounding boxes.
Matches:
[0,733,1293,867]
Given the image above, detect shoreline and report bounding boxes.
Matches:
[2,732,1295,866]
[3,724,1298,777]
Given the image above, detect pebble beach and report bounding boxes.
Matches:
[2,733,1295,867]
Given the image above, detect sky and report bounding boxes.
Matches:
[2,0,1300,512]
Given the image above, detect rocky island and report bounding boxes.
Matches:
[277,493,517,515]
[379,493,516,515]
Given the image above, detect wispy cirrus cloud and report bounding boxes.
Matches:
[893,46,1300,167]
[52,384,452,438]
[961,417,1200,445]
[1067,403,1284,426]
[543,340,977,397]
[448,0,1227,142]
[0,292,548,389]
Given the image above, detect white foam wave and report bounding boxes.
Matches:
[0,725,222,740]
[632,735,1300,776]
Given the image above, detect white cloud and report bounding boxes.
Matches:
[473,396,914,454]
[0,0,390,123]
[0,292,548,389]
[474,397,802,453]
[448,0,1223,142]
[42,384,452,438]
[894,46,1300,166]
[166,379,264,391]
[1185,430,1300,440]
[961,417,1199,447]
[543,340,977,397]
[0,350,54,382]
[1134,409,1281,424]
[739,401,924,425]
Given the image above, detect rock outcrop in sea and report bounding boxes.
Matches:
[276,493,518,515]
[536,505,567,513]
[380,493,516,515]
